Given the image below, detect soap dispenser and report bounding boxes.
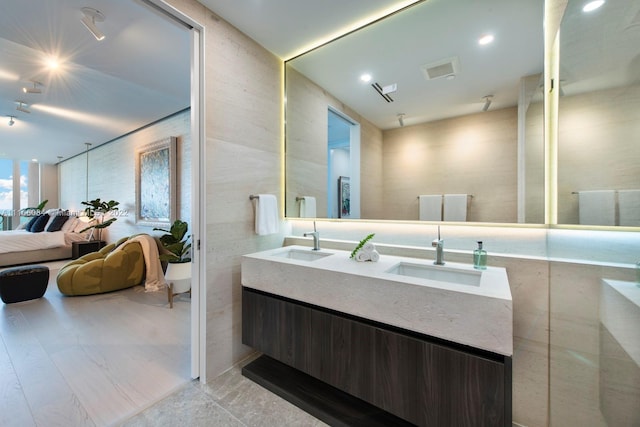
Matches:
[473,241,487,270]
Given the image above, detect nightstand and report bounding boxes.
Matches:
[72,240,106,259]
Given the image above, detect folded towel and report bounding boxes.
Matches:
[578,190,615,226]
[618,190,640,226]
[254,194,279,235]
[361,241,376,254]
[354,248,380,262]
[419,195,442,221]
[443,194,468,221]
[355,251,370,262]
[299,196,316,218]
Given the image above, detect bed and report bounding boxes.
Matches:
[0,210,90,267]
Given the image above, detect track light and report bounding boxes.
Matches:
[482,95,493,112]
[16,101,30,114]
[8,116,15,126]
[23,81,42,94]
[397,113,405,127]
[81,7,106,41]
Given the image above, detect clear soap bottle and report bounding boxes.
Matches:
[473,241,487,270]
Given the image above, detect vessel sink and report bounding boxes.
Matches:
[386,261,482,286]
[270,248,333,262]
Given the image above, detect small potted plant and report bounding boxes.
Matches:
[154,220,192,304]
[79,198,120,241]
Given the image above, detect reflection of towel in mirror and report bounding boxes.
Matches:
[419,195,442,221]
[299,196,316,218]
[578,190,615,226]
[114,234,167,292]
[255,194,279,235]
[618,190,640,226]
[443,194,468,221]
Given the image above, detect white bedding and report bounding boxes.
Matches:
[0,230,85,254]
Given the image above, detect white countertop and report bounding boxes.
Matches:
[242,245,513,356]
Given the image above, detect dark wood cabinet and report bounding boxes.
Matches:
[71,240,106,259]
[242,287,512,426]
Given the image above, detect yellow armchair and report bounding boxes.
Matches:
[57,236,146,296]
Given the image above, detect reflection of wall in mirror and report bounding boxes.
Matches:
[287,67,538,223]
[382,109,518,222]
[558,85,640,225]
[285,67,384,219]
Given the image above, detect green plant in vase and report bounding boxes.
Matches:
[79,198,120,241]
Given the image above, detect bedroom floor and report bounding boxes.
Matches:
[0,261,191,426]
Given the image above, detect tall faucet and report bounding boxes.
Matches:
[304,221,320,251]
[432,226,445,265]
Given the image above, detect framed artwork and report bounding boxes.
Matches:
[135,136,177,227]
[338,176,351,218]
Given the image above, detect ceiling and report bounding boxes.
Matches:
[0,0,190,164]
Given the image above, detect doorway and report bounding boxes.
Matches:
[327,108,361,219]
[145,0,205,381]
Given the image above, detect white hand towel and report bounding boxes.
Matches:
[355,251,370,262]
[299,196,316,218]
[369,250,380,262]
[361,241,376,254]
[443,194,468,221]
[254,194,279,235]
[618,190,640,226]
[419,195,442,221]
[578,190,615,226]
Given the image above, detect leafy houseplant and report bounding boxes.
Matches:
[154,219,191,263]
[79,198,120,241]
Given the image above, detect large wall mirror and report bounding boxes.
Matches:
[557,0,640,227]
[285,0,545,223]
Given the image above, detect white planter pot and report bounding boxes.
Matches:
[165,262,191,294]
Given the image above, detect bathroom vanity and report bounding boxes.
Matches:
[241,246,513,426]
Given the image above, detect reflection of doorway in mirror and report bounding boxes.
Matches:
[338,176,351,218]
[327,108,360,218]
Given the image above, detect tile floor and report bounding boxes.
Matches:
[121,356,327,427]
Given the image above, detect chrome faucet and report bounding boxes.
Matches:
[304,221,320,251]
[432,226,445,265]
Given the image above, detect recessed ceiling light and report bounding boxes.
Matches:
[478,34,495,45]
[47,57,60,70]
[360,73,372,83]
[583,0,605,12]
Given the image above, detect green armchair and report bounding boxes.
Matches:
[57,236,146,296]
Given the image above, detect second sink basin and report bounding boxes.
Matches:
[271,248,333,262]
[386,261,482,286]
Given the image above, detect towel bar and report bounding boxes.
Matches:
[249,195,259,200]
[416,194,474,199]
[296,197,304,202]
[572,190,621,195]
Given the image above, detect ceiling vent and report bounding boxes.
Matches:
[420,57,459,80]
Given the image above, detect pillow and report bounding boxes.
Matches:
[44,209,62,230]
[61,216,78,233]
[24,215,41,232]
[74,219,92,233]
[29,213,50,233]
[46,215,69,232]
